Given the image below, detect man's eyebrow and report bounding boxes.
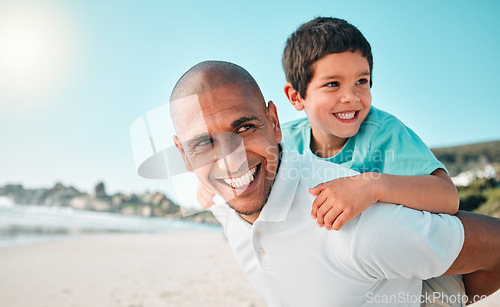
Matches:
[231,116,262,128]
[184,116,263,147]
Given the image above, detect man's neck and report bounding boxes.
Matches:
[238,144,283,225]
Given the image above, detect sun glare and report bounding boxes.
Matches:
[0,1,78,107]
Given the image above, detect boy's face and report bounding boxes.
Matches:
[290,50,372,146]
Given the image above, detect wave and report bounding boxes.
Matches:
[0,203,220,248]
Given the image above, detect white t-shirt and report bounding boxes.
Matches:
[211,148,464,307]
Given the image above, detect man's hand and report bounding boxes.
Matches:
[309,172,379,230]
[197,181,215,209]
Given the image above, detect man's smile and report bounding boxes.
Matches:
[220,165,258,188]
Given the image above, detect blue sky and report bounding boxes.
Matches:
[1,0,499,194]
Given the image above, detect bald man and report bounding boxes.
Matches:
[170,61,500,306]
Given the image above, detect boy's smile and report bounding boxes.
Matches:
[285,50,372,158]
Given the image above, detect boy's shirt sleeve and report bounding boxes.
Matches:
[281,117,310,155]
[367,116,446,176]
[350,203,464,280]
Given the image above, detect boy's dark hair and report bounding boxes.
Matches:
[282,17,373,99]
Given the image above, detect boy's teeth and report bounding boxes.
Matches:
[223,166,257,188]
[334,111,356,120]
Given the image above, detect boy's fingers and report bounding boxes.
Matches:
[197,189,215,209]
[197,182,216,209]
[332,212,348,231]
[323,207,342,230]
[308,184,324,196]
[316,202,338,227]
[201,188,215,199]
[197,194,214,209]
[311,192,327,219]
[315,201,333,227]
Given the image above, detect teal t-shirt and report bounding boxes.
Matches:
[281,106,445,176]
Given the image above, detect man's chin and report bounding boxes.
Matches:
[225,183,272,217]
[228,201,265,216]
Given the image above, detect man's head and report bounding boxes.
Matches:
[282,18,373,156]
[170,61,282,223]
[282,17,373,99]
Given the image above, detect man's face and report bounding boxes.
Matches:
[296,50,372,150]
[173,83,282,222]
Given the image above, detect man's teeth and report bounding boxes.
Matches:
[223,166,257,188]
[334,111,356,120]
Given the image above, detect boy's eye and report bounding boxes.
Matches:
[356,78,369,85]
[325,81,339,87]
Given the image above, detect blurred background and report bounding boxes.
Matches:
[1,0,499,244]
[1,0,499,195]
[1,1,499,306]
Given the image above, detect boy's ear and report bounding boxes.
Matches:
[284,82,305,111]
[173,135,194,172]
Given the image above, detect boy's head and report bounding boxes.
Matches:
[282,17,374,157]
[282,17,373,99]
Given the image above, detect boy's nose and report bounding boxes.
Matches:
[340,86,360,104]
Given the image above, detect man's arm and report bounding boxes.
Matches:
[444,211,500,304]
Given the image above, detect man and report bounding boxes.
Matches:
[170,61,500,306]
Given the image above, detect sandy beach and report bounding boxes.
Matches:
[0,231,266,307]
[0,232,498,307]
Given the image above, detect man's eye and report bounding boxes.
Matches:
[356,78,369,85]
[237,124,255,133]
[195,138,214,147]
[325,81,339,87]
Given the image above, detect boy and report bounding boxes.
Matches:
[282,17,459,231]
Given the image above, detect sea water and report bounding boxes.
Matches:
[0,202,220,248]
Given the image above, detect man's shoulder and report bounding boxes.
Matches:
[353,203,463,253]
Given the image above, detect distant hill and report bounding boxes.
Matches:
[431,140,500,177]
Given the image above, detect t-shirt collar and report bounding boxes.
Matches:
[256,144,302,223]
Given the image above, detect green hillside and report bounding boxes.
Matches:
[431,140,500,176]
[430,140,500,218]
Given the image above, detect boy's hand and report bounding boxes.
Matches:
[197,181,215,209]
[309,173,379,231]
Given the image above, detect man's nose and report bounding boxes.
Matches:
[215,137,247,173]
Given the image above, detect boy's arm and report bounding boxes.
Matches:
[374,168,459,214]
[444,211,500,304]
[311,168,459,230]
[197,180,215,209]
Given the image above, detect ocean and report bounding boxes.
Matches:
[0,201,220,248]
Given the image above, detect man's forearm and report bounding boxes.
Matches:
[463,268,500,305]
[445,211,500,304]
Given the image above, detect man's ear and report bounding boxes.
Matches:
[267,101,282,143]
[173,135,194,172]
[284,82,305,111]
